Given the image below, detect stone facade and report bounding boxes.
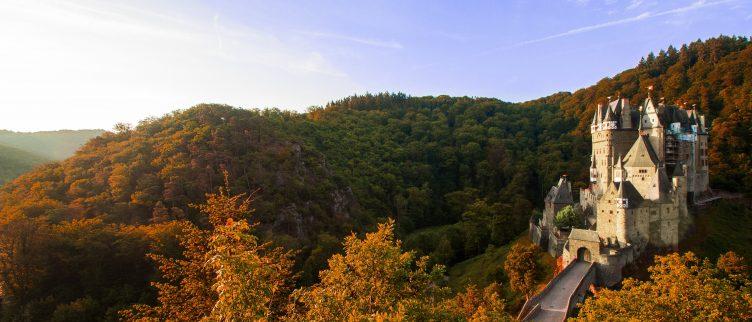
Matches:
[530,95,707,286]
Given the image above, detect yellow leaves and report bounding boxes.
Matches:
[290,219,447,321]
[289,219,511,321]
[504,243,539,298]
[575,251,752,321]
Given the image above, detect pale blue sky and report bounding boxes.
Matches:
[0,0,749,131]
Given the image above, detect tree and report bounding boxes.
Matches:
[201,186,295,321]
[288,219,450,321]
[0,214,52,318]
[121,222,215,321]
[122,179,294,321]
[575,252,752,321]
[554,205,583,229]
[439,283,511,322]
[503,243,540,299]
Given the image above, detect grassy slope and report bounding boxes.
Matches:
[0,144,48,185]
[683,200,752,266]
[446,234,555,309]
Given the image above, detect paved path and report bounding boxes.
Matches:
[525,261,592,322]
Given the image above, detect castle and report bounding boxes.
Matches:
[530,94,709,286]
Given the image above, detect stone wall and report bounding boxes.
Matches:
[530,220,545,248]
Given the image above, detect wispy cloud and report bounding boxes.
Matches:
[626,0,645,10]
[480,0,736,55]
[298,31,403,49]
[569,0,591,6]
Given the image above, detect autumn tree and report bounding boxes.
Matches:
[0,214,52,317]
[288,219,450,320]
[201,186,295,321]
[439,283,511,322]
[575,251,752,321]
[122,179,294,321]
[503,243,540,299]
[121,222,215,321]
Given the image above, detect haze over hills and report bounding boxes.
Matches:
[0,36,749,320]
[0,129,104,185]
[0,144,48,185]
[0,129,104,161]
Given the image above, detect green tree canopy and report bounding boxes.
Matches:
[554,205,583,229]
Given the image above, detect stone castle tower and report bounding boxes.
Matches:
[530,94,709,286]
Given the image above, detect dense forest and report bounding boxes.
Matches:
[0,36,750,320]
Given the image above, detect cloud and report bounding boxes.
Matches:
[569,0,591,6]
[626,0,645,10]
[298,31,403,49]
[480,0,736,55]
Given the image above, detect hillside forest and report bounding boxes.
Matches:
[0,35,750,320]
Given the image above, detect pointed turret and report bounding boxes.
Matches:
[614,154,624,182]
[637,102,645,133]
[596,103,603,122]
[615,182,629,209]
[620,98,632,129]
[641,96,663,129]
[602,105,617,130]
[590,155,598,183]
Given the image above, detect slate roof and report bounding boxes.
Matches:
[569,228,600,243]
[658,105,702,132]
[648,167,672,202]
[545,177,573,204]
[623,135,660,168]
[605,181,645,208]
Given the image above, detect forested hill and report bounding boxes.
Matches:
[0,129,104,160]
[0,96,588,319]
[0,144,48,185]
[0,35,750,320]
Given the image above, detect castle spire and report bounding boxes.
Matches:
[616,181,628,209]
[637,102,645,134]
[614,154,624,182]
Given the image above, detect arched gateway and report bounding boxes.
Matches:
[577,247,591,262]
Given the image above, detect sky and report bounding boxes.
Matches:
[0,0,750,131]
